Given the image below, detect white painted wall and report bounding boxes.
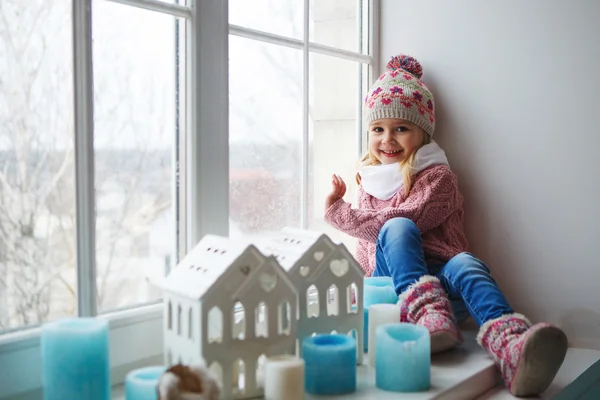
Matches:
[381,0,600,349]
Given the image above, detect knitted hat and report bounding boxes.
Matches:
[364,54,435,136]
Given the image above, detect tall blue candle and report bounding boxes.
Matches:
[302,334,356,395]
[375,323,430,392]
[41,318,111,400]
[363,277,397,352]
[126,366,166,400]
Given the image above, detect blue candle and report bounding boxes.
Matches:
[125,366,166,400]
[364,277,398,306]
[363,277,397,352]
[41,318,111,400]
[375,323,430,392]
[302,334,356,395]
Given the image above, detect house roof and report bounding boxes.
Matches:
[253,239,305,271]
[255,227,363,281]
[252,227,332,272]
[162,234,250,299]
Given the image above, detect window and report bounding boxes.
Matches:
[92,0,177,313]
[0,0,182,333]
[310,0,364,53]
[0,0,76,332]
[0,1,377,394]
[228,0,374,257]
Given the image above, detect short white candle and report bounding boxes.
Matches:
[368,303,401,367]
[264,355,305,400]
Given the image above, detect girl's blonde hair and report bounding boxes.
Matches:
[356,130,431,196]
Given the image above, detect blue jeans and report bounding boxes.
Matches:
[372,217,514,326]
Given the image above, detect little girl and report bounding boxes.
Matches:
[324,54,568,397]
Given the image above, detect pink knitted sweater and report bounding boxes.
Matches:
[324,164,468,276]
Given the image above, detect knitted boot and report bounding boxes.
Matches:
[477,313,568,397]
[399,275,463,353]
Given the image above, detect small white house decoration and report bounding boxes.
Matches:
[255,227,365,363]
[161,234,298,400]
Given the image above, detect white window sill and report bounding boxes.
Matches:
[3,312,598,400]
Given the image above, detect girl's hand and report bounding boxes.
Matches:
[325,174,346,209]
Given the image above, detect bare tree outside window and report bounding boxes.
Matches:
[0,0,176,331]
[92,0,176,314]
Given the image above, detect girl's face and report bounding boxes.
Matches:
[368,118,426,164]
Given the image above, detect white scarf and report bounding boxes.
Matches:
[359,141,450,200]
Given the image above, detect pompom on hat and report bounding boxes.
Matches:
[364,54,435,136]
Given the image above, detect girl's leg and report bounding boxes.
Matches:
[373,217,462,353]
[372,217,428,295]
[436,252,567,397]
[434,252,513,326]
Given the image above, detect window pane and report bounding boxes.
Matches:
[310,0,364,53]
[229,36,303,239]
[229,0,303,40]
[0,0,76,332]
[309,54,360,253]
[93,1,178,312]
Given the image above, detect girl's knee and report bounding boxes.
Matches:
[379,217,419,241]
[444,252,491,278]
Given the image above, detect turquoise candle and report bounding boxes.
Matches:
[363,277,397,352]
[375,323,430,392]
[41,318,111,400]
[302,334,356,395]
[125,366,166,400]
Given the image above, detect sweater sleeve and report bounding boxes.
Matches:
[324,167,461,243]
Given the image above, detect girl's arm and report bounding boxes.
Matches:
[324,167,461,243]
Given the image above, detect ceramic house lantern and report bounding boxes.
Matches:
[255,227,365,364]
[161,234,298,400]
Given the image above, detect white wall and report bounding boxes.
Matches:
[381,0,600,349]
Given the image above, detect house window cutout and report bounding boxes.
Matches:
[259,271,277,292]
[233,358,245,395]
[233,301,246,340]
[255,302,268,338]
[347,282,359,314]
[208,306,223,343]
[307,285,319,318]
[177,304,182,335]
[327,284,339,316]
[256,354,267,389]
[283,237,301,245]
[168,301,172,330]
[299,265,310,277]
[278,301,291,335]
[188,308,193,339]
[330,258,349,277]
[209,362,223,387]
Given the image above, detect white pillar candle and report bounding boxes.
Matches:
[368,303,401,367]
[264,355,305,400]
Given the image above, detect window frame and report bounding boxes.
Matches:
[0,0,380,397]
